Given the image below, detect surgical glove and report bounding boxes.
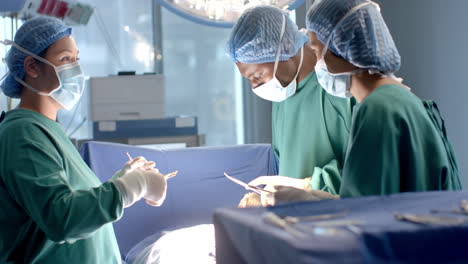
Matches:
[113,168,167,208]
[238,192,262,208]
[112,156,156,180]
[249,176,311,190]
[262,186,339,206]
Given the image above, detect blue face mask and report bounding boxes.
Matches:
[314,2,372,99]
[314,58,354,98]
[1,39,85,111]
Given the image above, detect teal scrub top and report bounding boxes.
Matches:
[340,84,462,197]
[0,109,123,263]
[272,71,354,194]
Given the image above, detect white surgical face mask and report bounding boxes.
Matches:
[252,14,304,103]
[314,2,372,99]
[253,47,304,102]
[0,39,85,110]
[315,58,353,98]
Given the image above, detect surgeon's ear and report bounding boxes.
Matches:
[324,51,358,74]
[23,56,41,78]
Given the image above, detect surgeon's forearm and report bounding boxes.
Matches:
[40,182,123,243]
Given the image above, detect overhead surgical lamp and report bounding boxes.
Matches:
[155,0,305,27]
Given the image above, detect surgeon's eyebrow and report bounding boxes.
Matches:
[57,49,80,55]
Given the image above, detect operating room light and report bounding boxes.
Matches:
[135,42,154,69]
[156,0,304,27]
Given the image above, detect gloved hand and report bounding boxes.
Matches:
[238,192,262,208]
[113,166,167,208]
[248,176,311,191]
[261,186,339,206]
[111,156,156,180]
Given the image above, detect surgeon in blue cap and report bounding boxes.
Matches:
[264,0,461,204]
[227,5,354,205]
[0,17,169,263]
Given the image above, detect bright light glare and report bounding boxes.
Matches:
[131,224,216,264]
[170,0,293,22]
[134,42,153,68]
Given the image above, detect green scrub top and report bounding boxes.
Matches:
[0,109,123,263]
[340,84,462,197]
[272,71,354,194]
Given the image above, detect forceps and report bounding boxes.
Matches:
[126,152,178,179]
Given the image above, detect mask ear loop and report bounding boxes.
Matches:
[1,39,57,73]
[0,39,59,69]
[291,47,304,83]
[272,13,287,77]
[1,39,63,95]
[0,68,8,83]
[0,39,13,46]
[7,42,56,68]
[13,76,50,96]
[0,41,12,83]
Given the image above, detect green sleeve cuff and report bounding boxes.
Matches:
[310,159,343,195]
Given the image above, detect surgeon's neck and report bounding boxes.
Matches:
[350,73,403,103]
[297,45,316,83]
[18,88,61,121]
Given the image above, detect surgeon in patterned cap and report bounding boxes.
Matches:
[264,0,462,205]
[227,5,354,207]
[0,16,167,264]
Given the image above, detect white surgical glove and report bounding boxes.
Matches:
[238,192,262,208]
[262,186,339,206]
[248,176,314,206]
[112,156,156,180]
[113,167,167,208]
[248,176,311,191]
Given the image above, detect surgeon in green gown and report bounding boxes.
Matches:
[260,0,462,204]
[226,5,353,200]
[0,17,169,263]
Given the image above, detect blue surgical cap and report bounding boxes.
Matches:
[1,16,72,98]
[306,0,401,74]
[226,5,308,64]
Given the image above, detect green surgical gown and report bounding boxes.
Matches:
[340,84,462,197]
[0,109,123,263]
[272,71,354,194]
